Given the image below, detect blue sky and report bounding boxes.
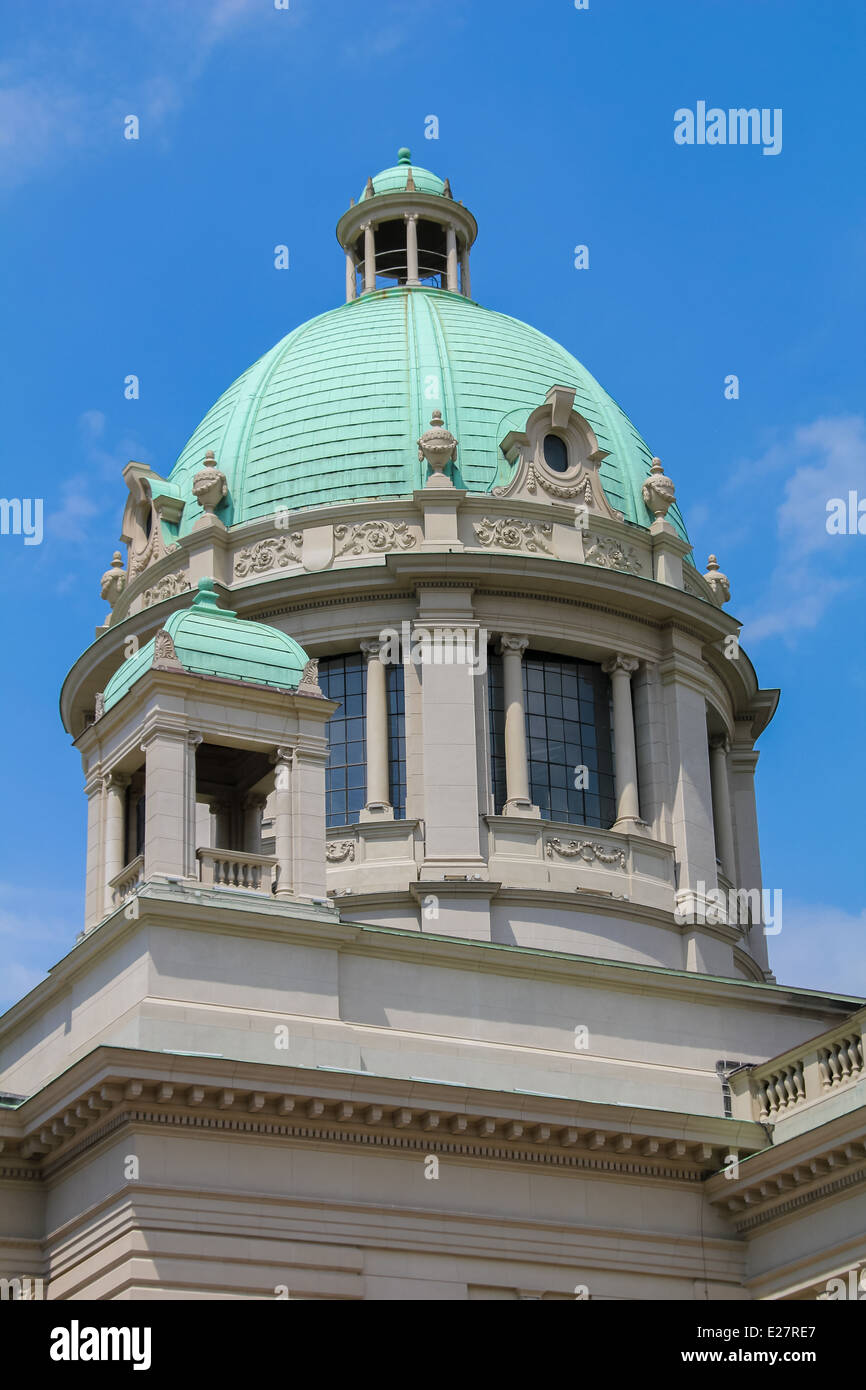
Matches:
[0,0,864,1006]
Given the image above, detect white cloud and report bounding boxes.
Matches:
[0,2,265,188]
[0,882,80,1010]
[770,899,866,998]
[739,414,865,645]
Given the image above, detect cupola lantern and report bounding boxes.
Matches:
[336,147,477,299]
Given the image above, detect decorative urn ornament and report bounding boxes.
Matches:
[417,410,458,488]
[192,450,228,516]
[703,554,731,605]
[100,551,127,607]
[641,457,677,521]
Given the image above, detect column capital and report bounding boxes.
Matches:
[243,792,268,811]
[271,745,295,766]
[498,634,529,657]
[602,653,640,678]
[360,638,388,661]
[710,734,731,755]
[102,770,130,792]
[404,211,419,223]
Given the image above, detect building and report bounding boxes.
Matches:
[1,149,863,1302]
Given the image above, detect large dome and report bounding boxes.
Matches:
[168,286,688,543]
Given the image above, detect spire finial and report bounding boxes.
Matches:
[398,146,411,164]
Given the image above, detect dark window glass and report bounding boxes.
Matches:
[319,654,367,829]
[488,650,616,829]
[134,794,146,858]
[387,663,406,818]
[319,653,406,828]
[543,434,569,473]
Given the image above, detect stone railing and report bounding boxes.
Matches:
[109,855,144,908]
[197,848,277,893]
[730,1011,866,1124]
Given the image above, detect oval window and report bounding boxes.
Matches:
[543,434,569,473]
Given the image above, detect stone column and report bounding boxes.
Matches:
[446,225,459,291]
[185,732,202,876]
[345,252,357,301]
[360,639,393,819]
[729,727,770,974]
[103,771,130,914]
[244,793,268,854]
[709,736,736,881]
[363,222,376,292]
[292,741,329,900]
[602,654,644,834]
[416,588,487,878]
[209,800,232,850]
[405,213,420,286]
[142,730,196,880]
[498,635,537,817]
[272,745,294,896]
[459,247,471,298]
[84,773,106,931]
[658,627,725,972]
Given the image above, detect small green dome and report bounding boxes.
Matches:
[103,579,309,711]
[362,147,445,199]
[168,287,689,543]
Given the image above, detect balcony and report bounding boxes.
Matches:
[196,847,278,894]
[729,1009,865,1137]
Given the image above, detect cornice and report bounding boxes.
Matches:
[706,1107,866,1232]
[0,1048,764,1188]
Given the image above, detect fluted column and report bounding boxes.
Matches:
[498,635,537,816]
[272,745,294,896]
[360,639,393,818]
[709,736,736,881]
[103,772,129,914]
[602,654,644,833]
[345,251,357,301]
[363,222,376,292]
[459,247,471,298]
[446,225,459,291]
[405,213,420,286]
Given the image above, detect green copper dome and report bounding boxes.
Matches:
[167,287,689,543]
[362,146,446,199]
[103,579,309,711]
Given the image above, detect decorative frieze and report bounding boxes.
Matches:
[473,517,553,554]
[584,534,642,575]
[141,570,190,608]
[333,519,417,556]
[234,533,302,579]
[545,838,626,869]
[326,841,356,863]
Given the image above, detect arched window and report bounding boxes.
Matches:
[318,654,406,828]
[542,433,569,473]
[488,650,616,828]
